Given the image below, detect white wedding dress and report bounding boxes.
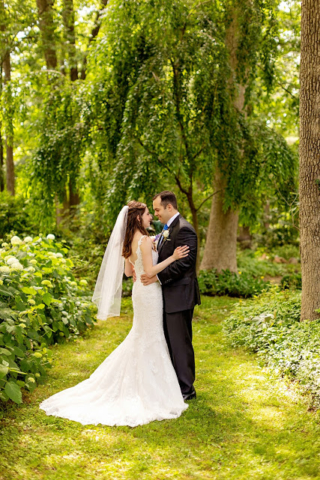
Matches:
[39,236,188,427]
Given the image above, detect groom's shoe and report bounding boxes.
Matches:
[183,389,196,401]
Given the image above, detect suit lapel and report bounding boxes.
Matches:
[158,214,181,255]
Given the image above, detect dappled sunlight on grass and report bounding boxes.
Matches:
[1,296,320,479]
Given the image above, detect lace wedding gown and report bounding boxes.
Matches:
[39,236,188,427]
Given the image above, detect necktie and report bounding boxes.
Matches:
[158,224,168,249]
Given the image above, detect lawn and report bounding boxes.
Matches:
[1,296,320,480]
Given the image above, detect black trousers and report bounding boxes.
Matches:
[163,308,195,395]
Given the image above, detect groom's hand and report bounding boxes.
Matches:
[141,274,158,286]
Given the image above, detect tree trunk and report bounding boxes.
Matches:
[36,0,58,70]
[62,0,78,81]
[69,180,80,213]
[299,0,320,321]
[200,4,246,272]
[3,50,14,195]
[200,167,239,272]
[0,126,4,192]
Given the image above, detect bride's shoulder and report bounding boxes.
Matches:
[139,235,152,249]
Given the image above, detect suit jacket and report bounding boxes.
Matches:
[157,214,201,314]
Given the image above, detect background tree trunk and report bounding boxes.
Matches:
[200,4,246,271]
[62,0,80,212]
[3,50,14,195]
[36,0,57,70]
[299,0,320,321]
[62,0,78,81]
[200,167,239,272]
[0,126,4,192]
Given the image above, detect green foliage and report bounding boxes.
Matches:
[0,193,36,238]
[2,296,320,479]
[269,244,300,261]
[237,249,283,277]
[0,234,96,404]
[224,288,320,407]
[198,269,270,298]
[280,272,301,290]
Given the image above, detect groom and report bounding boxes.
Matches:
[141,191,201,400]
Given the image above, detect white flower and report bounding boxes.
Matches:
[1,242,8,248]
[30,259,37,265]
[0,266,10,273]
[163,230,169,239]
[11,236,22,245]
[55,253,63,258]
[24,236,33,243]
[6,257,18,265]
[26,266,35,273]
[11,262,24,271]
[47,234,55,240]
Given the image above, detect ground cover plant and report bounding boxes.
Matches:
[1,296,320,479]
[198,268,270,298]
[224,287,320,407]
[0,235,96,406]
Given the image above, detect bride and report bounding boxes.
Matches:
[39,201,189,427]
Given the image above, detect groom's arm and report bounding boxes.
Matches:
[157,227,197,285]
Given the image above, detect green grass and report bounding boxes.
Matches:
[1,296,320,480]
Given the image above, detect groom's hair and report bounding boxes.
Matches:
[153,191,178,210]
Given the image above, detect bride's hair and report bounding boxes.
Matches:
[122,201,149,259]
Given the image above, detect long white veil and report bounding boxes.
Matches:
[92,206,129,320]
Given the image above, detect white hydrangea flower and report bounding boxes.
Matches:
[1,242,8,248]
[0,266,10,273]
[11,262,24,270]
[26,266,35,273]
[11,236,22,245]
[30,259,37,265]
[55,253,63,258]
[46,234,55,240]
[6,257,18,265]
[24,236,33,243]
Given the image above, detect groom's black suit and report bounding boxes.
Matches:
[157,214,201,396]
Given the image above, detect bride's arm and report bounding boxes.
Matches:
[140,237,189,278]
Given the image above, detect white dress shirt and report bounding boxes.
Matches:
[156,212,180,285]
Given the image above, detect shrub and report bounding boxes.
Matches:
[280,273,302,290]
[269,244,300,261]
[0,193,36,238]
[237,250,283,277]
[0,234,96,404]
[224,288,320,407]
[198,269,270,298]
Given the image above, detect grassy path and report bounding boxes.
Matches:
[1,296,320,480]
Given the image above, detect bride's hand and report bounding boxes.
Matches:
[173,245,189,260]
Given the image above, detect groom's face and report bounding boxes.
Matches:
[153,197,173,224]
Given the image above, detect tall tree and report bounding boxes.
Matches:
[0,1,15,195]
[299,0,320,321]
[36,0,58,70]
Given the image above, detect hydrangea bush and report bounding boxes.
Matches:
[0,234,96,404]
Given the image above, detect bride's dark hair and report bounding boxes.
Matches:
[122,201,149,259]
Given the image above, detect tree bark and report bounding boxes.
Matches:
[3,50,14,195]
[200,167,239,272]
[62,0,78,81]
[0,126,4,192]
[299,0,320,321]
[36,0,57,70]
[200,4,246,272]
